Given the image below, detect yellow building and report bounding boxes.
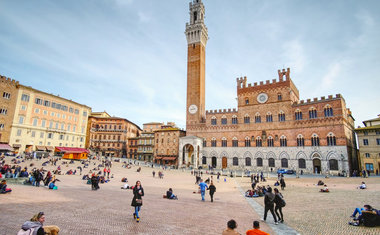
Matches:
[355,115,380,175]
[9,85,92,154]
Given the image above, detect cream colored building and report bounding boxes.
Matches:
[356,115,380,175]
[9,85,92,153]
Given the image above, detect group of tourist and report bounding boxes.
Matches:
[222,219,270,235]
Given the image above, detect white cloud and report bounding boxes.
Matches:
[321,63,341,89]
[281,39,307,73]
[138,11,151,23]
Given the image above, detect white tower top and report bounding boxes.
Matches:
[185,0,208,47]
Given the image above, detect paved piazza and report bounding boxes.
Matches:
[1,157,380,235]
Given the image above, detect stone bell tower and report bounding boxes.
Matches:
[185,0,208,130]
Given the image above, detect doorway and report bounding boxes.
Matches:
[222,157,227,169]
[313,158,321,174]
[212,157,217,168]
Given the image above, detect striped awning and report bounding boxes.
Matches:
[0,144,12,151]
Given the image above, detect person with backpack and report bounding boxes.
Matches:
[18,212,45,235]
[274,188,286,223]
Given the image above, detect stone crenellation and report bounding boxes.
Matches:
[295,94,342,105]
[206,108,238,114]
[236,68,291,89]
[0,75,19,86]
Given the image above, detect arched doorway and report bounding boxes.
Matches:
[313,158,321,174]
[183,144,194,166]
[212,156,217,168]
[222,157,227,169]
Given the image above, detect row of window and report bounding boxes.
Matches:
[364,153,380,158]
[204,135,336,147]
[363,139,380,146]
[211,107,334,125]
[18,117,84,133]
[0,108,7,115]
[3,92,11,99]
[91,134,122,141]
[363,131,380,136]
[92,124,123,130]
[15,129,84,142]
[202,157,339,170]
[21,93,86,116]
[92,143,121,148]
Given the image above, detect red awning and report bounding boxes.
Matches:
[36,146,46,151]
[0,144,12,151]
[162,157,177,161]
[55,147,89,154]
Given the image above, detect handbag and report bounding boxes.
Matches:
[135,199,142,204]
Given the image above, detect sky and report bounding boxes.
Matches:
[1,0,379,129]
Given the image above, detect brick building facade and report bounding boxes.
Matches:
[154,127,186,166]
[179,0,358,175]
[0,76,19,144]
[87,112,141,158]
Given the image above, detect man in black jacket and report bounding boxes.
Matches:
[262,187,278,225]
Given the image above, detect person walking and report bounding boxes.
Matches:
[262,187,278,225]
[274,188,285,223]
[208,181,216,202]
[222,219,241,235]
[199,179,208,201]
[107,168,111,179]
[131,180,144,223]
[280,177,286,190]
[246,220,269,235]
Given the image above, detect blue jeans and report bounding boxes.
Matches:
[134,206,141,218]
[352,208,364,217]
[201,190,205,201]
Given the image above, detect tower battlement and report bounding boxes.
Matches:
[295,94,343,105]
[237,68,291,90]
[206,108,237,115]
[0,75,20,86]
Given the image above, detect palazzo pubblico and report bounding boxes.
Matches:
[179,0,358,175]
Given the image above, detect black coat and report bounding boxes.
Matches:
[209,185,216,195]
[131,186,144,207]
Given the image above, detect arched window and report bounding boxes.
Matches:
[266,112,273,122]
[257,158,263,167]
[211,137,217,147]
[232,137,238,147]
[245,97,249,105]
[244,114,250,124]
[245,137,251,147]
[281,158,288,168]
[202,156,207,164]
[309,107,317,119]
[297,134,305,147]
[278,93,282,101]
[295,109,303,120]
[329,159,338,170]
[245,157,251,166]
[278,111,286,122]
[221,115,227,125]
[298,158,306,168]
[311,134,320,146]
[327,133,336,146]
[324,105,333,117]
[221,137,227,147]
[211,116,217,125]
[268,158,275,167]
[232,115,238,124]
[280,136,287,147]
[256,137,262,147]
[255,113,261,123]
[233,157,239,166]
[203,138,207,147]
[267,136,274,147]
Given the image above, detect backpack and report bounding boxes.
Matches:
[17,228,36,235]
[279,196,286,207]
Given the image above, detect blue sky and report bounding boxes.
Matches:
[1,0,379,129]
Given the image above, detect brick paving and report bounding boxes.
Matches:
[0,158,273,235]
[1,157,380,235]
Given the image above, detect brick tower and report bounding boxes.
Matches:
[185,0,208,130]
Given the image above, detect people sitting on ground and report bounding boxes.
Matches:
[166,188,178,200]
[349,204,380,227]
[222,219,240,235]
[274,181,280,186]
[0,180,12,194]
[320,184,329,192]
[316,180,324,186]
[137,167,141,173]
[358,182,366,189]
[121,177,128,182]
[246,220,269,235]
[82,174,89,180]
[121,183,130,189]
[19,212,46,235]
